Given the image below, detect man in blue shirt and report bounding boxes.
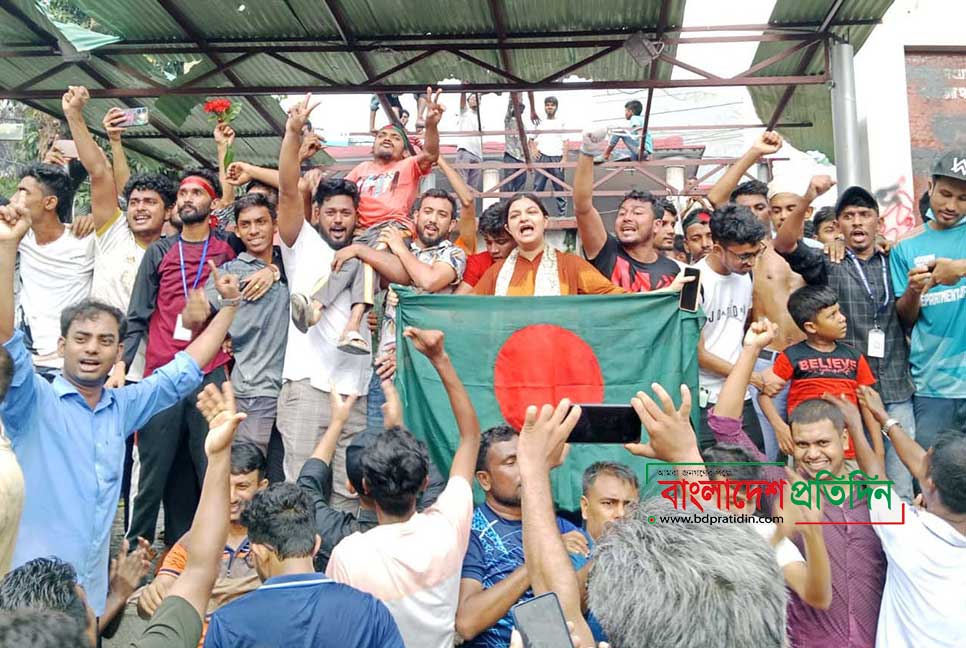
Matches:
[455,426,588,647]
[891,151,966,445]
[0,202,241,616]
[204,482,403,647]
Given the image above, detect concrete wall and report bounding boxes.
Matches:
[854,0,966,237]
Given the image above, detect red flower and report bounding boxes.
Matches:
[204,98,232,115]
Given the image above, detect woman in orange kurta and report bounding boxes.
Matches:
[473,194,625,296]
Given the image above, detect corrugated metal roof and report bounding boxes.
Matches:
[749,0,895,161]
[0,0,686,168]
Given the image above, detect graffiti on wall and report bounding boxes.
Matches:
[875,177,917,241]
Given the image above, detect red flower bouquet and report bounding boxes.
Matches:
[203,98,242,166]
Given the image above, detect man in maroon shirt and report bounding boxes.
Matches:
[123,168,240,546]
[707,319,886,648]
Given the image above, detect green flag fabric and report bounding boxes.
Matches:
[394,287,703,511]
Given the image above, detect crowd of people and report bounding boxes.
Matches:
[0,83,963,648]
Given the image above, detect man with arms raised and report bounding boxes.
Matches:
[575,129,680,292]
[10,159,93,378]
[707,131,822,457]
[0,201,239,619]
[839,386,966,647]
[454,423,590,646]
[706,321,886,647]
[274,95,373,504]
[62,86,176,384]
[695,204,770,450]
[325,328,478,648]
[774,179,917,500]
[204,481,404,647]
[457,201,516,293]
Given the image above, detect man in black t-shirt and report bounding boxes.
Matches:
[574,133,681,291]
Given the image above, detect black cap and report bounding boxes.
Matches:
[834,186,878,216]
[931,151,966,183]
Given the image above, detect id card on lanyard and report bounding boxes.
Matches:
[847,250,888,358]
[174,236,211,341]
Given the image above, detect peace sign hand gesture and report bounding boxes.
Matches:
[423,87,445,128]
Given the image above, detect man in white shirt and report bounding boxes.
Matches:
[456,93,483,196]
[276,96,372,511]
[62,85,176,383]
[326,329,478,648]
[838,387,966,648]
[530,96,568,217]
[12,162,93,377]
[696,204,769,450]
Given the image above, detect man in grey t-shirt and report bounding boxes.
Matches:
[185,193,288,454]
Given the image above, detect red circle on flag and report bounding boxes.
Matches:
[493,324,604,430]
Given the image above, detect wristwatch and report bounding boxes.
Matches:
[219,295,242,308]
[880,418,900,439]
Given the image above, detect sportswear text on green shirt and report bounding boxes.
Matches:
[889,224,966,398]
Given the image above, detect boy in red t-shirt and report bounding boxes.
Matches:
[760,285,878,461]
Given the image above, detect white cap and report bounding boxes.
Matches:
[767,175,808,200]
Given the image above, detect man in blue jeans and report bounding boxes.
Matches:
[531,96,568,217]
[891,151,966,445]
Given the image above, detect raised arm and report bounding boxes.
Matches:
[161,381,243,620]
[857,385,926,481]
[404,328,480,481]
[0,205,31,342]
[574,140,608,259]
[278,94,319,247]
[436,156,477,250]
[182,262,239,368]
[821,392,885,487]
[416,87,443,172]
[706,131,782,208]
[624,383,707,483]
[717,319,777,418]
[62,86,118,230]
[516,400,594,647]
[312,389,357,464]
[213,122,236,208]
[774,175,835,254]
[102,108,131,194]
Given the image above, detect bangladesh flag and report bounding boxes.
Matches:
[394,287,703,510]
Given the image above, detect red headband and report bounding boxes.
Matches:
[180,176,217,199]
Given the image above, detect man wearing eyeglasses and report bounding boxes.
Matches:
[694,204,770,450]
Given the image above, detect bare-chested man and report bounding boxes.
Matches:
[707,132,818,459]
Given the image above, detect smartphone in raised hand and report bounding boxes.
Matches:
[511,593,575,648]
[567,404,641,444]
[118,107,149,127]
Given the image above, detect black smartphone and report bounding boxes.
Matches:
[510,592,575,648]
[679,266,701,312]
[567,404,641,444]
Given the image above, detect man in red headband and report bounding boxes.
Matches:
[123,166,242,547]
